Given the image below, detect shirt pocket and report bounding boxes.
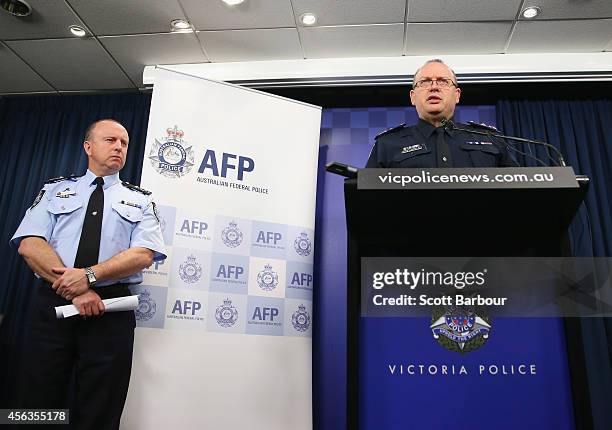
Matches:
[110,202,144,245]
[459,144,500,167]
[390,147,432,168]
[47,199,83,239]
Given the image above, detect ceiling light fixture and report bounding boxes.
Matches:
[170,19,192,31]
[69,25,87,37]
[300,13,317,26]
[0,0,32,17]
[222,0,245,6]
[522,6,541,19]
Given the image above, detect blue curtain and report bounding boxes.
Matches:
[0,93,152,405]
[497,99,612,429]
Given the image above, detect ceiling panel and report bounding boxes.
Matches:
[67,0,186,35]
[508,20,612,53]
[408,0,522,22]
[291,0,405,26]
[0,0,85,40]
[518,0,612,20]
[0,44,54,93]
[181,0,295,30]
[100,33,208,87]
[405,22,512,55]
[197,28,302,62]
[300,24,404,58]
[6,38,134,90]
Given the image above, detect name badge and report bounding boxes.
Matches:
[401,144,424,154]
[56,188,76,198]
[120,200,142,209]
[465,141,493,146]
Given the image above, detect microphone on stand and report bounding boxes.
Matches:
[441,118,566,167]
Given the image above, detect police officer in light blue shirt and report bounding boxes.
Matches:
[10,118,166,430]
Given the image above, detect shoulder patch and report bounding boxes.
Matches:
[122,181,152,195]
[44,174,82,185]
[375,123,406,140]
[466,121,499,132]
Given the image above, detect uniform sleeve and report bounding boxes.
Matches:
[365,140,384,168]
[10,186,54,248]
[130,195,167,262]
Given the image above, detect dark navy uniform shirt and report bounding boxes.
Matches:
[366,118,518,168]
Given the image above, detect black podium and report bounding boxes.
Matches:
[344,167,590,429]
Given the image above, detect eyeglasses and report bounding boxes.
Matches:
[413,77,457,89]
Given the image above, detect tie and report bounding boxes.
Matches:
[436,127,453,167]
[74,177,104,268]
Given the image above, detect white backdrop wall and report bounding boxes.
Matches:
[122,67,321,429]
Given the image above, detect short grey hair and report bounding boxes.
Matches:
[412,59,458,88]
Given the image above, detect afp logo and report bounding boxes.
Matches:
[149,125,195,178]
[135,290,157,322]
[215,298,238,328]
[198,150,254,181]
[257,264,278,291]
[179,255,202,284]
[221,221,243,248]
[172,300,202,316]
[291,304,311,332]
[293,232,312,257]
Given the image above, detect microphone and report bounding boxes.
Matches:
[442,119,566,167]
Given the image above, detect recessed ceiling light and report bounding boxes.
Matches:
[222,0,245,6]
[300,13,317,26]
[522,6,541,19]
[170,19,192,31]
[0,0,32,17]
[69,25,87,37]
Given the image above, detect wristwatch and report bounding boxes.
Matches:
[84,267,97,287]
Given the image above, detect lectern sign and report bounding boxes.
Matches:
[358,167,579,189]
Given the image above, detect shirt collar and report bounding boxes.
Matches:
[416,117,455,138]
[85,169,120,190]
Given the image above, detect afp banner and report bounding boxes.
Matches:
[122,68,321,429]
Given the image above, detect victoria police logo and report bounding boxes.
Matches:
[257,264,278,291]
[135,290,156,322]
[430,304,491,354]
[291,304,311,332]
[149,125,195,178]
[293,232,312,257]
[221,221,243,248]
[215,298,238,327]
[179,254,202,284]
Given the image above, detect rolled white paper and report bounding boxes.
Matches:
[55,295,139,319]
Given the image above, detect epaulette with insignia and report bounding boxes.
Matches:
[466,121,499,132]
[122,181,152,195]
[44,174,82,185]
[375,123,406,140]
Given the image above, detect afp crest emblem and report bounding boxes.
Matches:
[149,125,195,178]
[179,254,202,284]
[430,303,491,354]
[215,298,238,327]
[293,232,312,257]
[257,264,278,291]
[135,290,156,322]
[221,221,243,248]
[291,304,311,332]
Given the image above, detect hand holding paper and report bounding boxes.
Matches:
[55,295,139,319]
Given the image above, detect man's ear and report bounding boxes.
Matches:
[83,140,92,156]
[409,89,416,106]
[455,87,461,104]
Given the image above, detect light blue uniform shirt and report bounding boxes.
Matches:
[11,170,167,286]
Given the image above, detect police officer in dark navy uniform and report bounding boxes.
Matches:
[366,59,518,168]
[11,119,166,430]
